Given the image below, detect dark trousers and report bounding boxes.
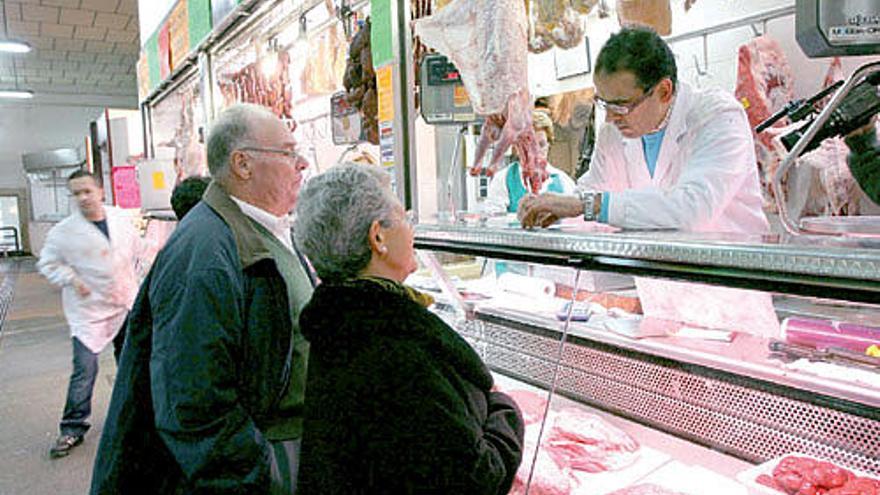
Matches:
[59,331,124,437]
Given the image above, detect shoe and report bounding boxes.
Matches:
[49,434,83,458]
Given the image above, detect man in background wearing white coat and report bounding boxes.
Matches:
[519,27,769,233]
[37,170,142,458]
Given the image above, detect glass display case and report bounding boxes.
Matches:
[410,222,880,494]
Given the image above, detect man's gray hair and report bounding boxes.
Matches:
[294,162,397,282]
[206,103,276,181]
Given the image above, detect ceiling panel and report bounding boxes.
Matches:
[0,0,138,108]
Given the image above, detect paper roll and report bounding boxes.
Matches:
[498,273,555,299]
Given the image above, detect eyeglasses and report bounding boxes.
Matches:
[237,146,306,164]
[595,83,657,116]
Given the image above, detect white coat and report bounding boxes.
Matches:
[578,81,770,233]
[37,206,143,353]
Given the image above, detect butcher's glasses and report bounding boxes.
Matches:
[595,83,657,116]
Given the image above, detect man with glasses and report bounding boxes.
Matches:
[520,27,769,233]
[91,104,315,494]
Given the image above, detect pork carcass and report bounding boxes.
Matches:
[734,35,795,211]
[616,0,672,36]
[414,0,548,192]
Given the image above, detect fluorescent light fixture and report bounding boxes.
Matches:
[0,89,34,99]
[0,40,31,53]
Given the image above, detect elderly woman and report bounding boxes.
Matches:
[293,163,524,494]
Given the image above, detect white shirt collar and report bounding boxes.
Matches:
[229,196,293,252]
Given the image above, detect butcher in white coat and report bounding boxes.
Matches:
[37,170,143,458]
[520,27,769,234]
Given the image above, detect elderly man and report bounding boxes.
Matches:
[90,104,313,494]
[37,170,142,458]
[520,27,769,233]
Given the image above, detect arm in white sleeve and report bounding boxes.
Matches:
[576,130,615,192]
[606,108,755,230]
[36,228,82,288]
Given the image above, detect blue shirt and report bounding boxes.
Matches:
[641,128,667,178]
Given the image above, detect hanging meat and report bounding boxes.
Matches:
[415,0,549,193]
[616,0,673,36]
[217,50,294,122]
[343,19,379,144]
[734,35,795,211]
[528,0,589,53]
[303,25,348,96]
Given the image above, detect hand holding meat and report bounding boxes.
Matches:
[518,193,583,228]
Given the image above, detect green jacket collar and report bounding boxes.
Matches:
[203,182,272,268]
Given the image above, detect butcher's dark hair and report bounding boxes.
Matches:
[595,27,677,92]
[67,169,102,187]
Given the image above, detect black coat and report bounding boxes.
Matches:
[90,185,310,494]
[297,278,525,495]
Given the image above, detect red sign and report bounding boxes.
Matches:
[112,166,142,209]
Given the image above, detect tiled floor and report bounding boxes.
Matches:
[0,259,117,495]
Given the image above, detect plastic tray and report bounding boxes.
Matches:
[736,453,879,495]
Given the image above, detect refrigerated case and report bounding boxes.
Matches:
[410,222,880,494]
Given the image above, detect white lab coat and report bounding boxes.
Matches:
[484,163,578,214]
[37,206,143,353]
[579,81,770,233]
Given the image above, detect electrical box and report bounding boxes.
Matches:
[419,54,478,125]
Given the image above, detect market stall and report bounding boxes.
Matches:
[405,0,880,493]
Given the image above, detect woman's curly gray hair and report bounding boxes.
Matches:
[294,162,397,281]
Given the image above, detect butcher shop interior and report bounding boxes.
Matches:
[0,0,879,493]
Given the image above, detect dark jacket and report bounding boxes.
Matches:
[846,130,880,205]
[297,277,525,495]
[90,184,312,495]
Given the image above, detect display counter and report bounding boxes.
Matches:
[413,222,880,494]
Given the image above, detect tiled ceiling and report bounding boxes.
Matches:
[0,0,138,107]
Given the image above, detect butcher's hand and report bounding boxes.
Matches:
[518,193,583,229]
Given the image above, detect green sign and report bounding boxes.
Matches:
[370,0,393,67]
[188,0,212,48]
[146,30,160,91]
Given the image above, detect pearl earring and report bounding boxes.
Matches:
[379,246,388,254]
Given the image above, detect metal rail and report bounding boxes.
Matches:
[664,4,796,44]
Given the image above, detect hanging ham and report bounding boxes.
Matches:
[734,35,795,211]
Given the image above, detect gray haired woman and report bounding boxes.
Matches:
[293,163,525,494]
